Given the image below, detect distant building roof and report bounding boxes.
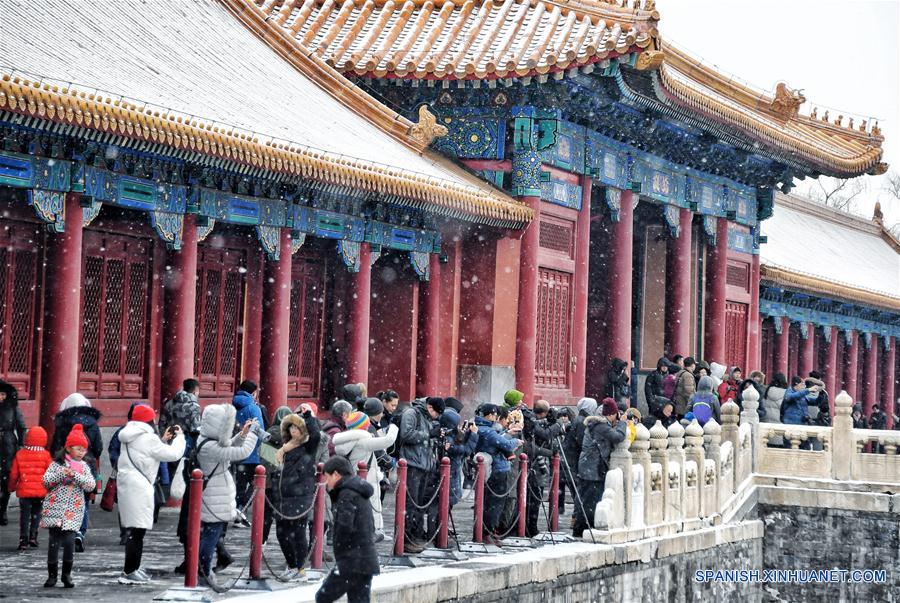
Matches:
[0,0,532,227]
[760,193,900,310]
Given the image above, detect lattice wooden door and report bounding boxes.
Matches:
[287,255,326,398]
[535,267,573,389]
[79,230,151,398]
[194,246,246,398]
[0,221,40,397]
[724,301,748,370]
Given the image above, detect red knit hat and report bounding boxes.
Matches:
[131,404,156,424]
[600,397,619,417]
[65,424,89,449]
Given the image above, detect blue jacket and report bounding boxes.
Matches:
[232,391,265,464]
[782,388,813,425]
[446,431,479,506]
[474,416,518,474]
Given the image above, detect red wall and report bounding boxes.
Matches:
[368,255,419,401]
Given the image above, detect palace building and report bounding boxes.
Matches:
[0,0,887,429]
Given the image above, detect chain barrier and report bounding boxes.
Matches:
[200,544,252,594]
[263,482,324,521]
[483,468,521,498]
[404,474,446,510]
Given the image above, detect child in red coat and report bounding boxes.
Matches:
[9,426,52,550]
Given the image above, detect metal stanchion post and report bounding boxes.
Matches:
[550,453,560,533]
[437,457,450,549]
[517,454,528,538]
[473,455,485,543]
[185,469,203,588]
[357,460,368,481]
[310,463,326,570]
[249,466,265,580]
[393,459,408,557]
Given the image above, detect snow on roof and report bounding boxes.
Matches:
[760,193,900,301]
[0,0,528,224]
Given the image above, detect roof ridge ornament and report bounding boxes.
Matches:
[770,82,805,120]
[635,49,664,71]
[408,104,449,148]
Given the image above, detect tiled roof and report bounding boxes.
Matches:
[760,194,900,310]
[0,0,532,227]
[651,42,886,178]
[252,0,657,78]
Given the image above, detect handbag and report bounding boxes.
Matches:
[100,468,117,512]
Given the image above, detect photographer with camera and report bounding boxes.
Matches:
[437,409,479,508]
[231,380,266,528]
[522,400,565,537]
[573,398,627,538]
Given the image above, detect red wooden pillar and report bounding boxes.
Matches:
[259,229,292,417]
[347,242,372,385]
[704,219,729,363]
[798,322,815,379]
[162,214,199,401]
[420,253,442,396]
[608,189,634,368]
[40,193,84,433]
[863,335,878,417]
[570,176,592,399]
[883,337,896,429]
[514,195,541,405]
[665,208,692,357]
[773,317,790,377]
[844,330,859,402]
[823,326,838,415]
[747,252,761,372]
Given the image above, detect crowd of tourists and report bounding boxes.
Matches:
[0,355,898,601]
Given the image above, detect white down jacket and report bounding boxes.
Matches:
[196,404,258,524]
[331,424,398,530]
[117,421,185,529]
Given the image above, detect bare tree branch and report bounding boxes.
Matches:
[809,176,867,212]
[884,170,900,201]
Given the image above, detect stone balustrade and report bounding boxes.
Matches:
[586,388,900,542]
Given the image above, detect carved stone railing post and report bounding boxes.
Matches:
[608,423,633,527]
[833,391,853,480]
[649,421,669,525]
[684,420,706,518]
[704,419,730,509]
[740,385,760,471]
[666,421,686,522]
[630,423,651,528]
[720,401,740,492]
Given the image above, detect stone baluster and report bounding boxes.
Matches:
[630,422,651,528]
[608,422,633,528]
[666,421,686,522]
[720,401,740,492]
[740,385,761,471]
[704,419,728,509]
[649,420,669,525]
[684,420,706,518]
[832,391,853,480]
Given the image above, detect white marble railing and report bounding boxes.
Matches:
[588,388,900,541]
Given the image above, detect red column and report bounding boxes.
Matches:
[798,323,815,379]
[347,242,372,385]
[570,177,592,399]
[864,335,878,417]
[703,219,729,363]
[162,214,199,400]
[883,337,896,429]
[774,317,790,377]
[844,330,859,402]
[824,326,838,415]
[259,229,292,417]
[40,193,84,433]
[665,208,693,357]
[608,189,634,368]
[514,196,541,405]
[420,253,442,396]
[747,252,761,372]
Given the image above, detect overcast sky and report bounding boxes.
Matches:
[658,0,900,223]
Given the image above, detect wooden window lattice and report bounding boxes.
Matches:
[0,223,40,397]
[287,258,326,398]
[726,261,750,292]
[535,268,572,389]
[539,219,575,257]
[78,231,151,398]
[725,302,748,370]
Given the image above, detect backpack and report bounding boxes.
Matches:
[662,374,677,400]
[186,438,218,491]
[692,399,713,426]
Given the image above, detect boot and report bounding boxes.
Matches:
[61,560,74,588]
[44,563,58,587]
[0,491,10,525]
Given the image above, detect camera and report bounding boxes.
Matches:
[248,420,272,443]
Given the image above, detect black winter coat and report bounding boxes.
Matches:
[50,406,103,474]
[577,416,627,482]
[606,358,630,407]
[0,381,26,478]
[329,475,380,576]
[562,410,590,471]
[277,414,321,517]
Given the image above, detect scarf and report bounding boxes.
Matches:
[275,437,302,466]
[65,454,85,474]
